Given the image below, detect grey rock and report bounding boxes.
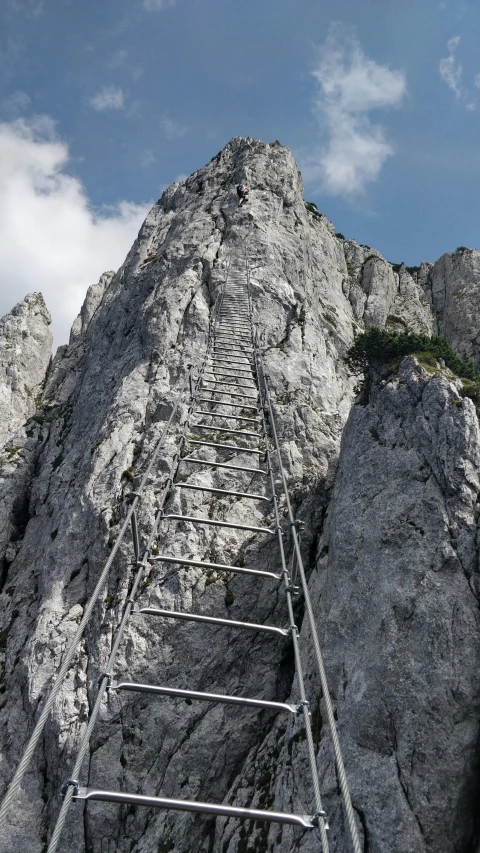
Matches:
[343,244,433,333]
[0,136,478,853]
[426,247,480,366]
[309,357,480,853]
[0,293,52,449]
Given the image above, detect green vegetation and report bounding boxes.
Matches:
[304,200,324,221]
[346,260,356,278]
[334,232,345,240]
[386,315,408,331]
[345,328,480,402]
[323,313,337,328]
[225,589,234,606]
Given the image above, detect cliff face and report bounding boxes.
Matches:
[0,137,479,853]
[0,292,52,449]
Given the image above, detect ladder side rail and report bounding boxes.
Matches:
[252,320,362,853]
[1,257,232,837]
[0,368,189,834]
[247,264,330,851]
[48,254,234,851]
[46,383,200,853]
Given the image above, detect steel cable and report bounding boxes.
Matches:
[0,256,230,836]
[46,260,230,851]
[246,253,362,853]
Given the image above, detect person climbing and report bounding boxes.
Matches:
[237,183,249,206]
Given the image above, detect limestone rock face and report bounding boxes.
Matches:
[343,243,433,334]
[310,357,480,853]
[0,293,52,449]
[0,137,479,853]
[424,248,480,367]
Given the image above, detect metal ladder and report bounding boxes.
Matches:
[3,252,360,853]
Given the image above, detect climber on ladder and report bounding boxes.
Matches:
[237,183,249,206]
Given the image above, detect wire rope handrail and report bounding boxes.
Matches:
[0,255,232,837]
[1,238,361,853]
[245,244,362,853]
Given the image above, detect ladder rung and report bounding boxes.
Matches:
[212,352,253,360]
[208,363,252,373]
[215,335,251,343]
[180,457,265,474]
[194,411,260,423]
[186,439,261,455]
[204,375,255,388]
[201,388,258,400]
[213,345,253,353]
[208,370,253,379]
[109,681,298,714]
[149,553,280,579]
[215,332,251,346]
[205,370,254,381]
[197,398,259,411]
[175,482,270,501]
[134,607,288,636]
[219,324,250,330]
[161,514,273,534]
[209,355,251,363]
[191,423,261,438]
[73,788,314,828]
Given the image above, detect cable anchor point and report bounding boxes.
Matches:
[311,810,329,830]
[61,779,79,799]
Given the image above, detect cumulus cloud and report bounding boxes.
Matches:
[302,26,406,196]
[439,36,462,97]
[0,116,151,347]
[160,115,189,139]
[89,85,125,111]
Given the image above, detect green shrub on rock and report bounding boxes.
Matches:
[345,328,480,402]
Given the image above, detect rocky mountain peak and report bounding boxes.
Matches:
[0,137,479,853]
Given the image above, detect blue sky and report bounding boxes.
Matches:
[1,0,479,344]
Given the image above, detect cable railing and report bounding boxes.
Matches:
[1,244,362,853]
[0,257,231,839]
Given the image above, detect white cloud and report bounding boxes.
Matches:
[0,116,151,347]
[439,36,462,97]
[474,74,480,89]
[89,86,125,111]
[160,115,189,139]
[143,0,176,9]
[303,26,406,196]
